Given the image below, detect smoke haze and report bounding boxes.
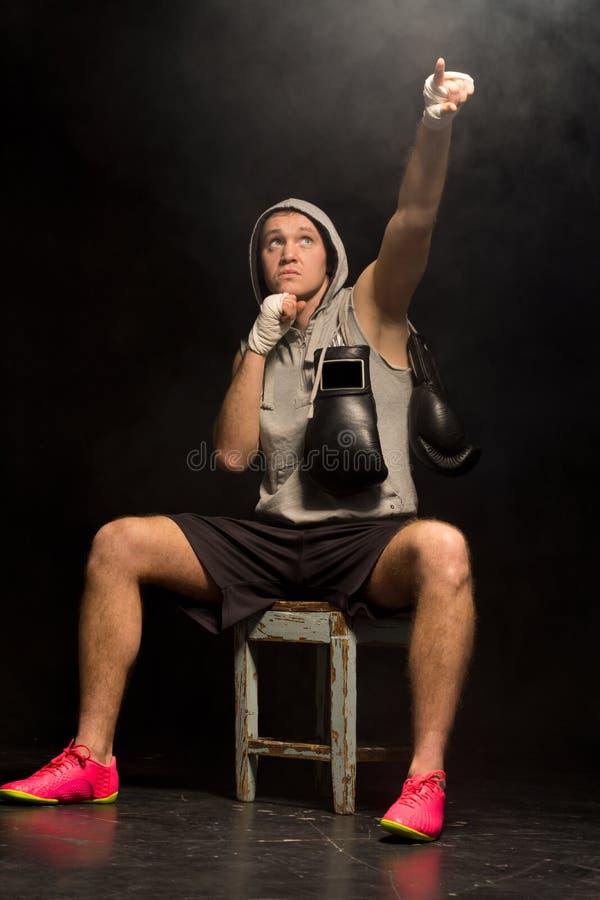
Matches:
[3,0,599,759]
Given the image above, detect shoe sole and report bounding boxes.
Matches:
[0,789,119,805]
[379,817,438,841]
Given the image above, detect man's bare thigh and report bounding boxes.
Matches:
[106,514,221,604]
[362,518,469,610]
[361,519,422,609]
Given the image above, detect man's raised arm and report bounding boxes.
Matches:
[353,58,474,353]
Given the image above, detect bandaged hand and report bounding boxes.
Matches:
[247,292,303,356]
[423,57,474,131]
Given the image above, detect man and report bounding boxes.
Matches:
[1,59,475,842]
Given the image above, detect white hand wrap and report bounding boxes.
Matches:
[247,293,292,356]
[422,71,474,131]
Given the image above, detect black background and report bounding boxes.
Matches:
[3,1,599,775]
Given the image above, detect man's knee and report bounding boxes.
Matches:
[406,520,471,592]
[87,516,154,581]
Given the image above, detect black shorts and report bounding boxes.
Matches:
[167,514,414,634]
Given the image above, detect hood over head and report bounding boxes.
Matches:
[249,198,348,308]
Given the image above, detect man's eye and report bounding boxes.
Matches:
[300,237,313,245]
[268,238,283,249]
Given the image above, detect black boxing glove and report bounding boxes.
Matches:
[407,330,481,476]
[303,345,388,495]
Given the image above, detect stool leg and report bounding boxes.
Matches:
[329,613,357,814]
[314,644,330,796]
[234,620,259,802]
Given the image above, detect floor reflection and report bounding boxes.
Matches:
[1,803,118,869]
[384,842,442,900]
[219,801,443,899]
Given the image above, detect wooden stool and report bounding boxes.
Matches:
[234,601,412,814]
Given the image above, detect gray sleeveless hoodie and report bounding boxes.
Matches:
[245,198,418,525]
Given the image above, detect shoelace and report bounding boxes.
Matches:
[399,772,446,808]
[43,740,92,775]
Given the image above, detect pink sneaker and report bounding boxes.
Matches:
[379,770,446,841]
[0,741,119,805]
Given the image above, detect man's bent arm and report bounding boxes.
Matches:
[213,293,304,470]
[213,349,264,471]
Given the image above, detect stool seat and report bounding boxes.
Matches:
[234,600,412,814]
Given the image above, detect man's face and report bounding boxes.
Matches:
[259,212,330,301]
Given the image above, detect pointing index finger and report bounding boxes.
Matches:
[433,57,445,85]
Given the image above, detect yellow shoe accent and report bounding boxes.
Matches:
[379,818,435,841]
[90,791,119,804]
[0,789,118,804]
[0,789,59,804]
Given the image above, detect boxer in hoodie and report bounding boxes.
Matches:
[1,59,475,842]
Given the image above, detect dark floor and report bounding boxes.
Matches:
[1,751,599,899]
